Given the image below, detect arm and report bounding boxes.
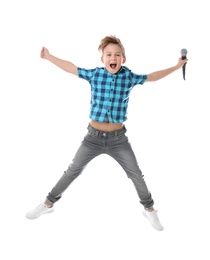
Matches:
[40,47,78,76]
[147,57,188,82]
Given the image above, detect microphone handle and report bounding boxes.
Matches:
[181,55,187,80]
[182,63,186,80]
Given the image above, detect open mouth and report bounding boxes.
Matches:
[110,63,117,69]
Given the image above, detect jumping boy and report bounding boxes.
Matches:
[26,35,187,231]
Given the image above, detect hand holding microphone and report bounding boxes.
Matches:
[180,48,188,80]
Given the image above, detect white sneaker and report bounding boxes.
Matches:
[143,209,164,231]
[26,203,54,219]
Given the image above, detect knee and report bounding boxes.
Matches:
[64,162,85,179]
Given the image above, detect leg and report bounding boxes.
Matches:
[105,130,164,231]
[106,132,154,209]
[26,127,104,219]
[45,132,103,206]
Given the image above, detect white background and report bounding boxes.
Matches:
[1,0,210,259]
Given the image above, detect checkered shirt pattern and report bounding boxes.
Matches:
[77,66,148,123]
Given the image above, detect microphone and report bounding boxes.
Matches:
[181,48,188,80]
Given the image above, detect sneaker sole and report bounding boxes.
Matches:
[26,208,54,220]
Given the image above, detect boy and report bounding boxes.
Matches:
[26,35,187,231]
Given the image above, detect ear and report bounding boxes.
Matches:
[122,57,126,64]
[101,56,104,63]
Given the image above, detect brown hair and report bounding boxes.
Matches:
[98,35,126,58]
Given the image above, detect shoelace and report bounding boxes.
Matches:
[150,210,161,223]
[33,204,45,213]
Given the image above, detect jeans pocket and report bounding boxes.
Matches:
[116,133,127,141]
[87,131,97,139]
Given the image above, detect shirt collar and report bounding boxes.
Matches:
[103,66,127,75]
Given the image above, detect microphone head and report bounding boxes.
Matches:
[181,48,188,57]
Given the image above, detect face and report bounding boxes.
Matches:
[101,43,126,74]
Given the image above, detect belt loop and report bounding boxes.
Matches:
[95,130,99,137]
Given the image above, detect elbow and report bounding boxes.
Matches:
[65,67,72,73]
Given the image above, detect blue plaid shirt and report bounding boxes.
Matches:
[77,66,148,123]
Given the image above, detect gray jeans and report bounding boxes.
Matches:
[45,124,154,209]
